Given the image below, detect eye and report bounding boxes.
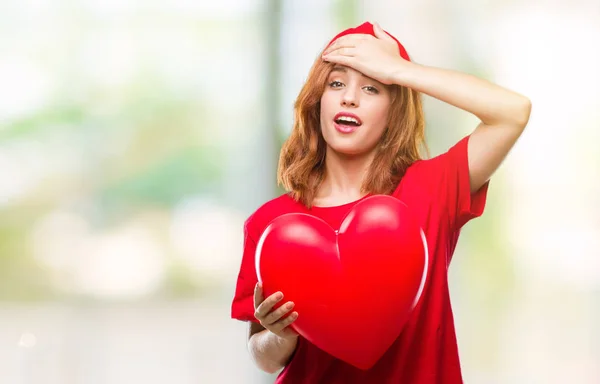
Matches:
[328,80,344,88]
[363,85,379,94]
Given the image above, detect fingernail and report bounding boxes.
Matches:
[275,292,283,300]
[286,302,294,309]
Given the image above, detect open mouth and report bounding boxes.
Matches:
[333,113,363,133]
[334,116,362,127]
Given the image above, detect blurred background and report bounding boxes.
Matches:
[0,0,598,383]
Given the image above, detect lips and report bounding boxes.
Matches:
[333,112,362,134]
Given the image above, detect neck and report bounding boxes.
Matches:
[317,146,375,203]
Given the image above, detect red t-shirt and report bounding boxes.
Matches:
[231,135,488,383]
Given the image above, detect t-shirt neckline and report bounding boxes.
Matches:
[310,193,372,210]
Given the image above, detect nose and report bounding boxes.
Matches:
[341,86,359,108]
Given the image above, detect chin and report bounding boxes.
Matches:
[327,141,370,157]
[321,126,379,157]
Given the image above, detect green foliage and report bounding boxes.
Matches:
[160,260,204,299]
[99,145,221,208]
[331,0,361,28]
[0,220,56,301]
[0,104,87,140]
[0,69,221,301]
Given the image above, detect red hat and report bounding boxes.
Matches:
[325,21,411,62]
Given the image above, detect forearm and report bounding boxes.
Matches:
[392,63,531,127]
[248,329,298,374]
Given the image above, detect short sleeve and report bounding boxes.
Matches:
[230,218,260,323]
[440,134,489,230]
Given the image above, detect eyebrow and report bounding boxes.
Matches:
[329,66,385,87]
[330,66,347,74]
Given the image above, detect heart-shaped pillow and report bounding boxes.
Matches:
[256,195,428,369]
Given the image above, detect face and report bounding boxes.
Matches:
[319,65,392,157]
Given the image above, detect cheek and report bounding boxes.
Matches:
[320,93,334,113]
[368,104,391,132]
[319,94,336,129]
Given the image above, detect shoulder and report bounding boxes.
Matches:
[393,136,472,200]
[401,136,470,186]
[244,193,304,241]
[395,157,444,195]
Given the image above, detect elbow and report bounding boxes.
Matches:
[247,336,284,375]
[513,96,532,129]
[486,96,532,129]
[261,364,283,375]
[255,358,283,375]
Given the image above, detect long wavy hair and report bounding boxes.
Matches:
[277,55,428,208]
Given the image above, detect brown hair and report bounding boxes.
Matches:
[277,55,428,208]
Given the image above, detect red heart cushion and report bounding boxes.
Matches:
[256,195,428,369]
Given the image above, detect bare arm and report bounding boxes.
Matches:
[391,62,531,193]
[322,22,532,193]
[247,322,298,374]
[248,283,299,374]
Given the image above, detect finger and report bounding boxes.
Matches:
[323,43,356,57]
[323,35,368,55]
[263,301,295,325]
[255,291,283,319]
[324,47,356,57]
[373,22,393,41]
[322,53,353,67]
[271,311,299,334]
[253,282,264,310]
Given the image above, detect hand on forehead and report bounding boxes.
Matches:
[325,21,411,61]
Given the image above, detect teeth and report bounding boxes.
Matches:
[336,116,360,124]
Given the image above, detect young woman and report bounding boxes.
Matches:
[231,21,531,383]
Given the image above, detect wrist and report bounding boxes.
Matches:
[390,60,421,86]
